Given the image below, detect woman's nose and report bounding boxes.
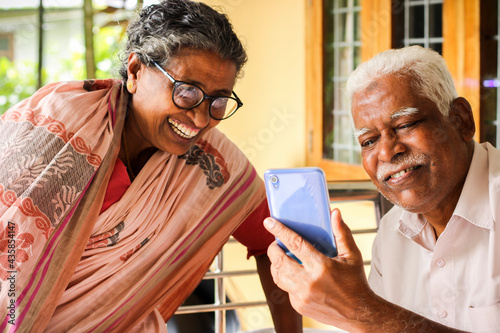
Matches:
[187,101,211,128]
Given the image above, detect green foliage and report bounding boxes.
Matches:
[0,57,39,115]
[58,25,126,81]
[0,24,126,115]
[93,25,127,79]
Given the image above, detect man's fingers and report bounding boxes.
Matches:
[330,208,362,259]
[263,217,319,263]
[267,241,302,292]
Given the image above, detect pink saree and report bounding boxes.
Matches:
[0,79,266,332]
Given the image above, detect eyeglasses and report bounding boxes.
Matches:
[152,61,243,120]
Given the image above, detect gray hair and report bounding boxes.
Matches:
[346,45,457,116]
[118,0,247,80]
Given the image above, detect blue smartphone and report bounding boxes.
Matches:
[264,167,337,263]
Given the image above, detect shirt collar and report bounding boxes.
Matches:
[397,210,427,238]
[397,141,494,239]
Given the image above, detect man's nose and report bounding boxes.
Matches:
[378,133,406,162]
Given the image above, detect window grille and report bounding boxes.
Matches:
[402,0,443,53]
[323,0,362,164]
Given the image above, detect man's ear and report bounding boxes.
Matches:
[126,53,142,94]
[449,97,475,142]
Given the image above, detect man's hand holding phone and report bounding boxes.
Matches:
[263,209,377,331]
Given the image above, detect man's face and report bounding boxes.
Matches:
[352,75,472,216]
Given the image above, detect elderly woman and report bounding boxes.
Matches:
[0,0,301,332]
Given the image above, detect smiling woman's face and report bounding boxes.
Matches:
[352,74,473,216]
[126,48,237,156]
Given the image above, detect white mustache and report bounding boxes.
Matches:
[376,153,428,182]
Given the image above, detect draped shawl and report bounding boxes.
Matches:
[0,79,265,332]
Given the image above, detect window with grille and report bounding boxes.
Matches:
[393,0,443,53]
[308,0,484,180]
[322,0,444,166]
[323,0,362,165]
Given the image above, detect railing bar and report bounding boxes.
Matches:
[351,228,378,234]
[203,270,258,279]
[175,301,268,314]
[214,251,225,333]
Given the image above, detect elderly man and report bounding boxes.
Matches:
[264,45,500,332]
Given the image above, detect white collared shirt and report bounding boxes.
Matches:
[369,141,500,332]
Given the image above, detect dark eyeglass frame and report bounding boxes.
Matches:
[152,61,243,120]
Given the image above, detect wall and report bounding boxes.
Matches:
[204,0,307,176]
[199,1,311,330]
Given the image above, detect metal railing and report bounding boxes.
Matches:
[174,240,267,332]
[174,180,391,333]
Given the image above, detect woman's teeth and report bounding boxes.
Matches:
[390,166,417,179]
[168,118,199,139]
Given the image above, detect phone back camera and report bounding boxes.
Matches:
[270,175,279,188]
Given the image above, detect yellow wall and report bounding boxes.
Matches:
[203,0,307,176]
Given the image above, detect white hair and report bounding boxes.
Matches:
[346,45,457,117]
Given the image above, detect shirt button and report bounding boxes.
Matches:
[438,309,448,318]
[436,258,446,267]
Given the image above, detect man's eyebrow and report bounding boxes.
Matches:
[353,127,370,140]
[353,107,419,140]
[391,107,419,120]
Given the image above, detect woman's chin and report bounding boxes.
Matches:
[161,144,193,156]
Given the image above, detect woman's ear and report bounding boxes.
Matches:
[126,53,142,94]
[450,97,476,142]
